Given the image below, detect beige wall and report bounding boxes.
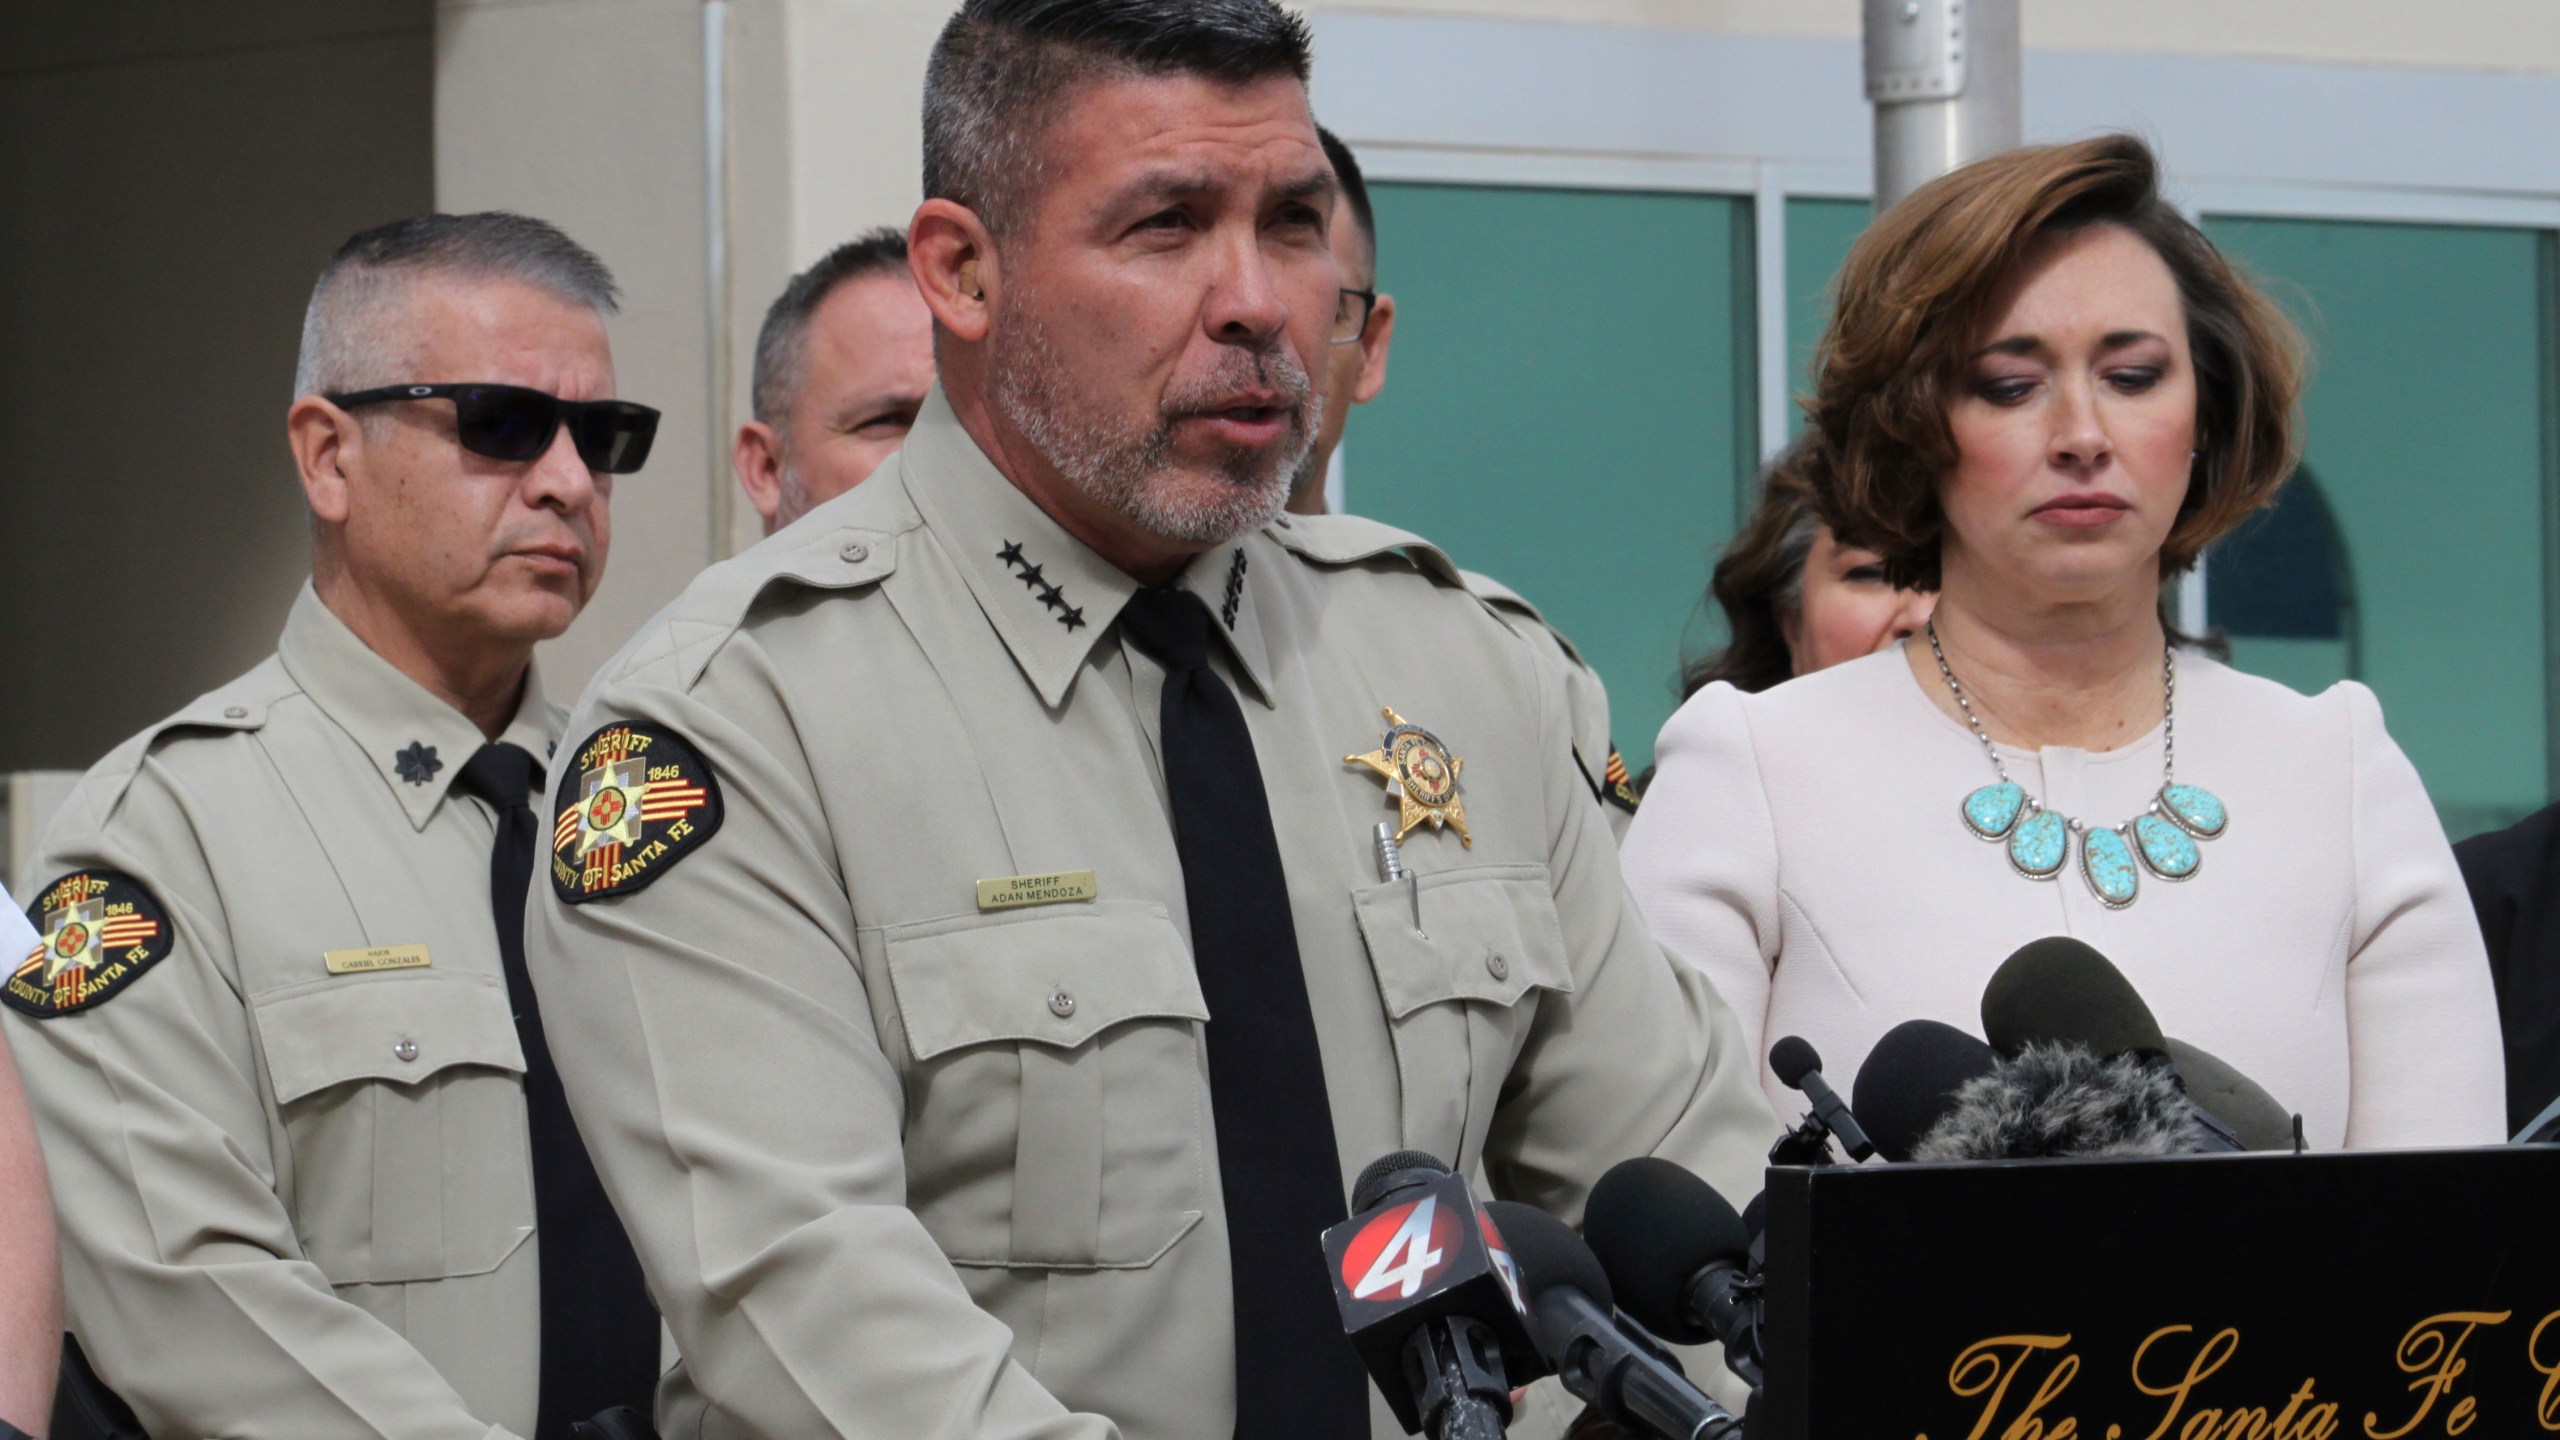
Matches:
[1295,0,2560,74]
[0,0,433,773]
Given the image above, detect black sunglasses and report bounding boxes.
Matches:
[327,383,661,474]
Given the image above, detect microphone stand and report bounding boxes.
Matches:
[1768,1109,1842,1167]
[1405,1317,1512,1440]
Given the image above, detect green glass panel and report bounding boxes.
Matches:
[1352,184,1753,775]
[1783,197,1873,438]
[2205,217,2547,839]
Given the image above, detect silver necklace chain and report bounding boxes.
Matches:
[1925,620,2175,835]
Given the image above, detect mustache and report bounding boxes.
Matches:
[1160,346,1312,420]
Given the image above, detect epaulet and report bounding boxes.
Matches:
[1455,567,1591,669]
[58,658,294,835]
[1264,512,1465,589]
[615,486,915,693]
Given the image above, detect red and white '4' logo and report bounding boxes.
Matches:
[1343,1195,1460,1301]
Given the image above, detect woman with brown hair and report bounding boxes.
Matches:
[1621,135,2503,1148]
[1685,440,1935,698]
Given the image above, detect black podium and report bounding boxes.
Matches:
[1757,1146,2560,1439]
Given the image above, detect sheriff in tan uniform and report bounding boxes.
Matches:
[11,591,710,1438]
[9,213,686,1440]
[524,390,1777,1439]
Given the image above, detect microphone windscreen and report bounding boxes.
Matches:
[1768,1035,1822,1090]
[1351,1150,1449,1212]
[1484,1200,1613,1310]
[1980,936,2168,1062]
[1911,1042,2206,1161]
[2164,1037,2297,1152]
[1584,1158,1751,1343]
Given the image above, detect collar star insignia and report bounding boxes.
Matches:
[1016,561,1047,589]
[1037,582,1068,611]
[997,541,1027,568]
[394,741,442,787]
[1346,707,1471,847]
[1058,605,1086,632]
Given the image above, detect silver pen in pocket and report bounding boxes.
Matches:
[1373,821,1424,937]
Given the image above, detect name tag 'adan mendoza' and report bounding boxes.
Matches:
[524,1,1779,1436]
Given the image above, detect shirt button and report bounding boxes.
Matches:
[1048,988,1076,1019]
[840,541,869,563]
[1486,953,1510,982]
[393,1039,419,1063]
[224,706,248,719]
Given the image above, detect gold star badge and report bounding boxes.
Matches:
[1347,707,1471,847]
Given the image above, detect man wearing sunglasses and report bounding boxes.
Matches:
[8,212,691,1440]
[524,2,1775,1437]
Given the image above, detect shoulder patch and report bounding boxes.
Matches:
[9,870,175,1018]
[1603,745,1642,816]
[551,722,726,904]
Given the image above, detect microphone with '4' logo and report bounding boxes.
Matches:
[1323,1151,1546,1439]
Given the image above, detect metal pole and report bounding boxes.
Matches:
[1863,0,2021,211]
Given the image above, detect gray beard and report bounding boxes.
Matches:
[990,296,1318,547]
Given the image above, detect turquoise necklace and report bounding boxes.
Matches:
[1927,621,2228,909]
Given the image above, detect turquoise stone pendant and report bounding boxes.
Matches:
[2133,813,2200,880]
[2007,809,2068,879]
[2159,783,2228,840]
[1962,782,2027,839]
[2081,826,2141,908]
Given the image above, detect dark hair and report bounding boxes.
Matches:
[1318,125,1375,262]
[1684,442,1830,697]
[923,0,1314,237]
[750,228,912,426]
[296,212,616,398]
[1809,134,2304,590]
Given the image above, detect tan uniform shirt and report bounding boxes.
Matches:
[1456,570,1641,842]
[525,390,1777,1440]
[9,587,700,1440]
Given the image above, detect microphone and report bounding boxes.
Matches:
[1482,1201,1746,1440]
[1978,937,2246,1152]
[1322,1151,1541,1438]
[1583,1158,1764,1388]
[1852,1019,2000,1163]
[1768,1036,1877,1162]
[1911,1042,2211,1160]
[2164,1037,2301,1153]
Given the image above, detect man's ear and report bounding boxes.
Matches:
[1353,292,1397,406]
[288,395,362,524]
[911,201,997,342]
[732,421,786,533]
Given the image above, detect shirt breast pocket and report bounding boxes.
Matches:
[884,900,1210,1271]
[1352,863,1575,1168]
[251,970,534,1285]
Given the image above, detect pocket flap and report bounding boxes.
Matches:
[1353,864,1575,1020]
[254,971,527,1105]
[886,900,1208,1062]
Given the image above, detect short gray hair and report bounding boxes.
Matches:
[922,0,1313,238]
[294,212,619,399]
[751,228,911,426]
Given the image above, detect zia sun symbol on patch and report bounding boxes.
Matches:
[8,870,173,1018]
[550,721,726,903]
[1346,706,1472,847]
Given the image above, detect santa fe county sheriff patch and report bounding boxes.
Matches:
[551,721,724,904]
[1603,745,1642,815]
[9,870,174,1018]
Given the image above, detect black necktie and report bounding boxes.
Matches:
[455,743,660,1438]
[1117,589,1369,1439]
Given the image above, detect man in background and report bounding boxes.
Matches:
[733,227,938,533]
[9,213,688,1439]
[1291,127,1643,834]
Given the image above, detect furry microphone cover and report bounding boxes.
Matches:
[1911,1042,2208,1161]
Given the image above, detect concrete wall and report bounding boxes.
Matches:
[1297,0,2560,74]
[0,1,433,773]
